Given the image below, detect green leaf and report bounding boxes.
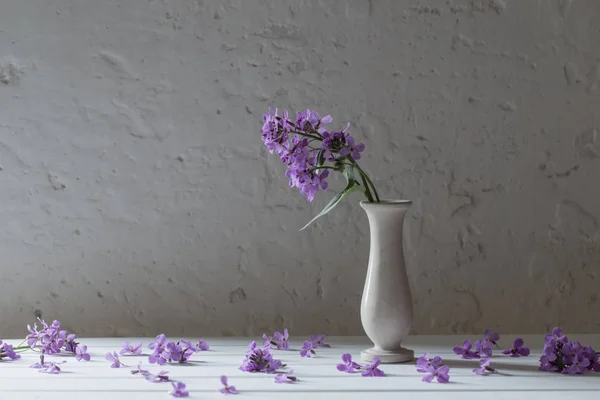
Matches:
[300,178,361,231]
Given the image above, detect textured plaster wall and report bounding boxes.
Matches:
[1,0,599,338]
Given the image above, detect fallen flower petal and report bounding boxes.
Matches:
[120,341,143,356]
[274,369,297,383]
[219,375,239,394]
[361,358,385,377]
[169,381,189,398]
[337,353,362,373]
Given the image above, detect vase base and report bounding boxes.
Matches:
[361,347,414,364]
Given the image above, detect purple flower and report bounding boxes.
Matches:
[453,340,479,359]
[130,361,169,382]
[361,358,385,377]
[273,329,290,351]
[178,339,199,363]
[295,109,331,132]
[474,339,493,358]
[310,334,331,348]
[422,365,450,383]
[473,358,496,375]
[24,318,84,356]
[75,345,90,361]
[106,351,125,368]
[561,341,584,365]
[31,355,67,375]
[337,353,362,373]
[0,342,21,361]
[120,341,143,356]
[283,140,330,202]
[219,375,239,394]
[262,108,291,156]
[484,329,500,347]
[564,354,590,375]
[539,327,599,374]
[165,342,183,362]
[418,354,450,383]
[274,369,297,383]
[146,370,170,383]
[416,353,443,373]
[40,361,66,374]
[544,327,567,344]
[148,335,197,365]
[503,338,530,357]
[262,333,274,348]
[339,135,365,160]
[169,382,189,398]
[300,341,316,358]
[131,361,150,377]
[196,339,210,351]
[240,342,284,374]
[149,334,167,353]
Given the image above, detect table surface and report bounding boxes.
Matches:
[1,335,599,399]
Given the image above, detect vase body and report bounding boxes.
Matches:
[359,200,414,363]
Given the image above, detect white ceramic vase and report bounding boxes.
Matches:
[359,200,414,363]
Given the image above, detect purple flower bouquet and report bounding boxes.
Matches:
[261,108,380,229]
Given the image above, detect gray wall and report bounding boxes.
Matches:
[1,0,599,338]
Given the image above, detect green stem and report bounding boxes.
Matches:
[352,161,380,202]
[12,345,31,350]
[359,171,375,202]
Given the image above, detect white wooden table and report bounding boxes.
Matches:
[1,335,599,399]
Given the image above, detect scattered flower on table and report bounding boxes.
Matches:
[422,364,450,383]
[261,108,381,229]
[502,338,530,357]
[453,340,479,359]
[274,369,297,383]
[310,334,331,348]
[106,351,126,368]
[131,361,151,377]
[544,327,567,343]
[120,341,143,356]
[169,382,189,398]
[539,327,600,374]
[39,361,66,374]
[219,375,239,394]
[473,358,497,376]
[416,353,443,373]
[196,339,210,351]
[361,358,385,377]
[300,340,316,358]
[484,329,500,348]
[273,329,290,351]
[263,333,273,348]
[240,341,284,373]
[31,354,66,374]
[148,334,200,365]
[0,341,21,360]
[337,353,362,373]
[75,344,90,361]
[146,370,170,383]
[130,361,170,382]
[417,354,450,383]
[474,339,493,358]
[26,318,87,356]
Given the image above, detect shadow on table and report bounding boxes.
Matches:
[439,358,600,378]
